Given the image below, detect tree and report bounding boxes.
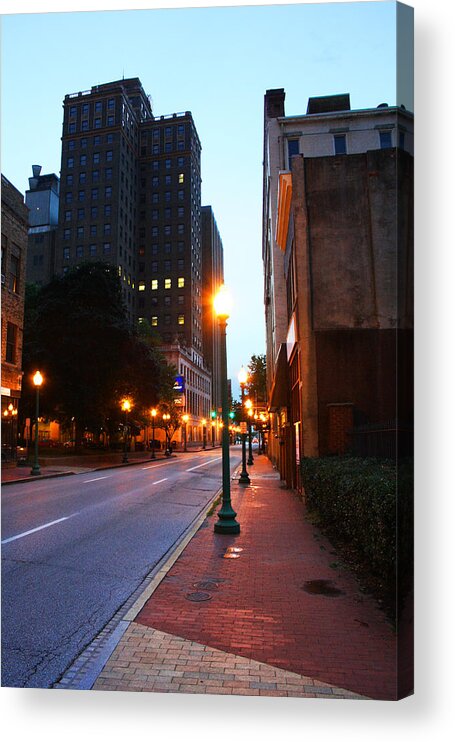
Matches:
[246,354,267,406]
[21,262,175,448]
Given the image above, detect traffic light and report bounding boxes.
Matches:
[211,410,216,419]
[229,411,235,420]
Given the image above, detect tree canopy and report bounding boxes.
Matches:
[21,262,175,444]
[246,353,267,405]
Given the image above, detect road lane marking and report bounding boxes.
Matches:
[83,476,110,483]
[1,513,79,545]
[152,478,168,485]
[186,458,221,472]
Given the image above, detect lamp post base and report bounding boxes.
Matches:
[238,472,250,485]
[30,465,41,476]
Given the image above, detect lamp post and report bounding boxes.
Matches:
[201,418,207,450]
[31,371,43,475]
[150,408,157,459]
[213,286,240,534]
[238,366,250,485]
[163,413,171,455]
[245,399,254,466]
[121,399,131,463]
[182,413,189,452]
[211,420,215,448]
[3,403,18,462]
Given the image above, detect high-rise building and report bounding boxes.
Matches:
[1,175,29,461]
[263,89,414,484]
[54,77,215,441]
[25,165,59,286]
[201,205,224,418]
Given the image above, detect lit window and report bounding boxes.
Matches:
[138,282,146,291]
[151,316,158,326]
[164,278,171,289]
[178,277,185,288]
[178,173,184,184]
[178,314,185,325]
[151,279,158,290]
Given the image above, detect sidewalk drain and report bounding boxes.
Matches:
[185,591,213,602]
[302,580,345,597]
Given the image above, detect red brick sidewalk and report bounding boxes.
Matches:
[134,454,398,700]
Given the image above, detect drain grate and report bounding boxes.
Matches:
[185,591,213,602]
[302,579,345,597]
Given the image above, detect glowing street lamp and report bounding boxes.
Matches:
[150,408,157,459]
[121,398,132,463]
[31,371,43,476]
[213,286,240,534]
[238,366,250,485]
[245,399,254,466]
[162,413,171,455]
[182,413,189,452]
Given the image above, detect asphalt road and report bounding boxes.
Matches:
[1,447,241,688]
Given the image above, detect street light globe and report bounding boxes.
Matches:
[121,399,131,412]
[245,398,253,410]
[151,408,157,418]
[238,366,248,386]
[183,414,189,423]
[201,418,207,426]
[33,371,43,387]
[213,284,232,319]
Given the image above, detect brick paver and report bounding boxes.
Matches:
[131,454,399,700]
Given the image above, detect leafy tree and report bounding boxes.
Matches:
[246,354,267,405]
[21,262,175,448]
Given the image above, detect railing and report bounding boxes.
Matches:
[348,420,413,459]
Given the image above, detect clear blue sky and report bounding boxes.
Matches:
[1,1,406,399]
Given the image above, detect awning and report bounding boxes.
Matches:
[269,343,290,412]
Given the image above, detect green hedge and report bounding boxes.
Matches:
[301,457,413,594]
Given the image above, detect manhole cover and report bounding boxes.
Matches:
[302,580,344,597]
[185,591,213,602]
[193,581,219,591]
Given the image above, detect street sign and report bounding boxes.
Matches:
[240,422,247,434]
[173,375,185,393]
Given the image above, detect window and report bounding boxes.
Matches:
[164,260,171,271]
[65,192,73,204]
[105,168,112,180]
[78,208,85,220]
[177,157,185,167]
[164,242,171,253]
[334,134,347,155]
[178,295,184,305]
[287,139,300,163]
[152,209,158,220]
[164,278,171,289]
[93,135,101,146]
[63,228,71,240]
[90,225,97,236]
[9,254,20,293]
[69,123,76,134]
[164,225,171,236]
[165,143,172,153]
[91,188,99,200]
[178,241,184,253]
[80,154,87,166]
[165,175,171,185]
[152,176,159,187]
[68,140,75,150]
[105,186,112,199]
[178,277,185,288]
[399,131,405,149]
[76,245,84,258]
[81,138,87,148]
[77,227,84,238]
[93,153,100,164]
[138,282,146,291]
[106,133,113,144]
[89,244,97,256]
[91,207,98,218]
[65,210,72,222]
[152,244,158,255]
[177,141,184,151]
[153,144,159,154]
[164,314,171,325]
[164,208,171,219]
[178,224,184,235]
[178,124,185,135]
[151,261,158,273]
[178,207,184,217]
[165,159,171,170]
[178,259,184,270]
[178,314,185,325]
[63,247,70,261]
[165,192,171,203]
[82,103,89,115]
[379,130,393,148]
[152,226,158,237]
[5,323,17,364]
[78,190,85,202]
[79,172,86,184]
[178,173,184,184]
[81,120,89,132]
[152,193,159,204]
[104,224,111,235]
[151,316,158,326]
[104,204,112,217]
[151,279,158,290]
[164,296,171,307]
[95,101,102,112]
[94,118,101,129]
[67,157,74,168]
[106,150,113,162]
[108,98,115,109]
[103,243,111,255]
[178,190,184,201]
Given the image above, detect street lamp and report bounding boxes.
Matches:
[211,419,215,448]
[213,286,240,534]
[150,408,157,459]
[245,399,254,466]
[182,413,189,452]
[201,418,207,450]
[163,412,171,455]
[31,371,43,476]
[238,366,250,485]
[121,399,131,463]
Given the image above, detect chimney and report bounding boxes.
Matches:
[265,89,285,120]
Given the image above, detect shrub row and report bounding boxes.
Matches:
[300,456,413,596]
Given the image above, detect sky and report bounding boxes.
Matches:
[0,0,406,399]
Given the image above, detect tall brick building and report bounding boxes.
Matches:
[263,90,414,487]
[1,175,29,460]
[53,77,220,442]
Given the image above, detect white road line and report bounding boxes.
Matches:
[1,513,79,545]
[186,458,221,472]
[152,478,168,485]
[83,476,110,483]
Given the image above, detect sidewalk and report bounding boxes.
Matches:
[78,453,398,700]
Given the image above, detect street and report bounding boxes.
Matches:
[1,448,241,688]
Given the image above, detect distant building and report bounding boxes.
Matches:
[263,89,414,486]
[25,165,60,286]
[53,77,218,443]
[201,205,224,420]
[1,175,29,460]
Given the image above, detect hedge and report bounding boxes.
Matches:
[300,456,413,599]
